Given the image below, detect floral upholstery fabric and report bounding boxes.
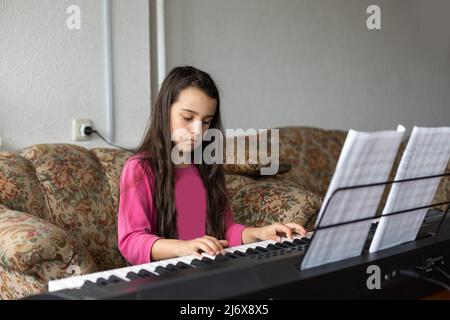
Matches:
[0,153,50,220]
[89,148,132,213]
[224,174,257,200]
[275,126,348,198]
[18,144,127,271]
[433,160,450,211]
[0,205,97,299]
[230,180,322,232]
[223,132,292,176]
[0,264,47,300]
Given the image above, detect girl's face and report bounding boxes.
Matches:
[170,87,217,153]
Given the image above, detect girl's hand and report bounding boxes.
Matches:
[256,222,307,242]
[177,236,228,258]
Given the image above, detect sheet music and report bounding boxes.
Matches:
[369,127,450,253]
[301,125,405,270]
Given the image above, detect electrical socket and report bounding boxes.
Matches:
[72,119,92,141]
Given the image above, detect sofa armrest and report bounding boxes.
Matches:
[0,205,97,283]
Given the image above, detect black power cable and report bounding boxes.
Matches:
[82,126,134,153]
[398,269,450,291]
[431,266,450,281]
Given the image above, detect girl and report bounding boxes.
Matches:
[118,66,306,265]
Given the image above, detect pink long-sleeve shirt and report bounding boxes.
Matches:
[117,154,246,265]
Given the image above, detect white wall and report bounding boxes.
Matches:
[1,0,450,151]
[165,0,450,132]
[0,0,151,151]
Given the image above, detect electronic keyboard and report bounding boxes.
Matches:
[25,211,450,300]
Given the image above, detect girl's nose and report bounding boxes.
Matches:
[191,120,203,137]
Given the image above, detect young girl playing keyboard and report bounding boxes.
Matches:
[117,66,306,265]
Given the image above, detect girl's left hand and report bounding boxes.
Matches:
[256,222,307,242]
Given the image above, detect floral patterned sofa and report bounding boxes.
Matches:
[0,126,448,300]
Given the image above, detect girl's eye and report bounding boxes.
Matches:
[183,117,193,122]
[203,121,210,125]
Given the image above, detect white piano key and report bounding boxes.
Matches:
[200,252,221,260]
[139,262,164,274]
[231,244,255,253]
[156,258,181,267]
[178,255,199,265]
[252,240,276,248]
[48,278,80,292]
[225,245,246,253]
[166,257,193,268]
[82,272,111,284]
[118,265,146,277]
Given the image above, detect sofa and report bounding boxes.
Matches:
[0,126,448,300]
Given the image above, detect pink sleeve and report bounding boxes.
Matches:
[224,206,247,247]
[117,158,163,265]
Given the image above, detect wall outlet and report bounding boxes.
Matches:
[72,119,92,141]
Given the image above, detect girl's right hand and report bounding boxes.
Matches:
[178,236,228,258]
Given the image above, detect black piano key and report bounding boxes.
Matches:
[293,238,307,245]
[264,244,278,251]
[190,259,207,267]
[254,246,269,253]
[245,248,258,255]
[138,269,157,277]
[95,278,109,286]
[126,272,140,280]
[155,266,172,275]
[213,254,231,262]
[81,280,97,288]
[165,264,182,271]
[233,251,247,257]
[201,257,214,264]
[176,261,194,269]
[282,241,297,247]
[275,242,291,248]
[224,252,240,259]
[266,243,285,250]
[107,275,125,284]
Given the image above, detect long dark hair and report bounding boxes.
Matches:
[132,66,228,239]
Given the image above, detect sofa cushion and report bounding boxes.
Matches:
[0,264,47,300]
[277,126,347,198]
[0,205,97,283]
[18,144,126,271]
[224,162,292,176]
[433,166,450,211]
[0,152,50,220]
[230,180,322,231]
[89,148,132,214]
[223,131,291,176]
[225,174,256,200]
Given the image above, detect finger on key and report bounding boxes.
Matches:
[277,224,293,240]
[196,241,215,256]
[205,236,225,254]
[286,223,307,236]
[201,238,222,255]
